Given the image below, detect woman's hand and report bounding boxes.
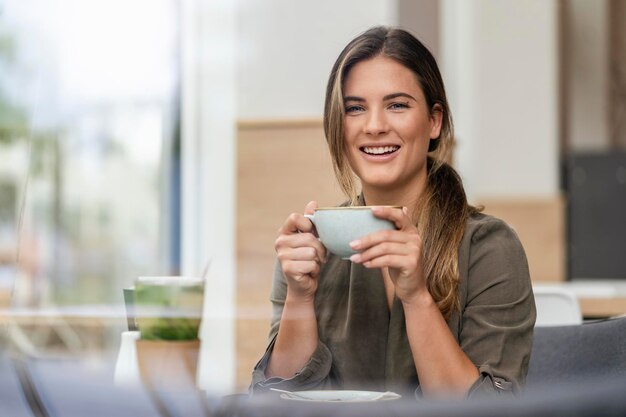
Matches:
[275,201,327,301]
[348,206,428,305]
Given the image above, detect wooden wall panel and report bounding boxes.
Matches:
[479,197,565,282]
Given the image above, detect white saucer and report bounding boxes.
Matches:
[278,390,401,403]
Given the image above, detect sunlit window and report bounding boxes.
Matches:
[0,0,180,308]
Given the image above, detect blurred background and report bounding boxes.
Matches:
[0,0,624,392]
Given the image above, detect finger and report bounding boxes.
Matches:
[371,206,412,230]
[276,232,319,249]
[304,200,318,216]
[278,246,323,264]
[278,212,315,235]
[276,232,325,253]
[275,234,326,263]
[361,254,411,271]
[350,228,416,252]
[303,200,320,237]
[350,241,413,264]
[282,260,321,278]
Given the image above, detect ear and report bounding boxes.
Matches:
[429,103,443,140]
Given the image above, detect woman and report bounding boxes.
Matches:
[251,26,535,398]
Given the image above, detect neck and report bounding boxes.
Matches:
[361,170,428,220]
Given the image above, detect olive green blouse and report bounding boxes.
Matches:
[251,212,536,398]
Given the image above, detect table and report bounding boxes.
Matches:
[568,280,626,318]
[2,353,626,417]
[535,280,626,318]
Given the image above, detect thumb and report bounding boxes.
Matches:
[304,200,318,215]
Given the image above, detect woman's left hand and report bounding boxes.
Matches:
[349,206,427,304]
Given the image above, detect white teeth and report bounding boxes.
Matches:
[362,145,399,155]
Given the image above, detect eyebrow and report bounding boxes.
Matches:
[343,92,417,102]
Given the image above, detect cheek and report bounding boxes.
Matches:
[342,140,355,161]
[398,119,432,143]
[342,142,362,173]
[343,144,360,169]
[343,121,359,143]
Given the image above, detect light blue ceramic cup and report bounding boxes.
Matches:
[305,206,400,260]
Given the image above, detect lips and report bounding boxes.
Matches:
[360,145,400,156]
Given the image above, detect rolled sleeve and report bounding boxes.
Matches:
[466,366,515,398]
[250,334,333,393]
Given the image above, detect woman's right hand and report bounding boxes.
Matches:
[275,200,327,301]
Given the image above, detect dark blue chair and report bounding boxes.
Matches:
[527,316,626,387]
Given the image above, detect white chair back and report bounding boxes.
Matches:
[533,286,582,326]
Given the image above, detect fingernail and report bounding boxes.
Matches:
[349,240,361,249]
[350,254,361,263]
[371,206,382,212]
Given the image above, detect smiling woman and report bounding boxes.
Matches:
[250,26,536,400]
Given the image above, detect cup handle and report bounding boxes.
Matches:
[302,213,320,238]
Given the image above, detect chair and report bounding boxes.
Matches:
[533,286,582,326]
[527,316,626,388]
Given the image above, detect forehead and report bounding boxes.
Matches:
[343,55,422,96]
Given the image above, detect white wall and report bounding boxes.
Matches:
[442,0,559,199]
[237,0,397,120]
[398,0,440,60]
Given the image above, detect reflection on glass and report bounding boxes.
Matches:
[0,0,180,310]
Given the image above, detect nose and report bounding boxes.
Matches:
[363,107,389,136]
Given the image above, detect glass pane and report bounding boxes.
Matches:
[0,0,180,310]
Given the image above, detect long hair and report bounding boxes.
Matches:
[323,26,478,319]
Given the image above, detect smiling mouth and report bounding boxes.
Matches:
[360,145,400,156]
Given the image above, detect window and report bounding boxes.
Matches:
[0,0,180,308]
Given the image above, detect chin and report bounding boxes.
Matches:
[359,176,400,190]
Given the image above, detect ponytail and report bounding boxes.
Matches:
[416,157,479,319]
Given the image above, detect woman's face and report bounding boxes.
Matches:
[342,55,442,194]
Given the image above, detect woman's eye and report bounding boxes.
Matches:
[389,102,409,110]
[345,105,364,113]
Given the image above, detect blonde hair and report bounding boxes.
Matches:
[323,26,478,319]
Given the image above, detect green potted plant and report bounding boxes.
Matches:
[132,276,204,390]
